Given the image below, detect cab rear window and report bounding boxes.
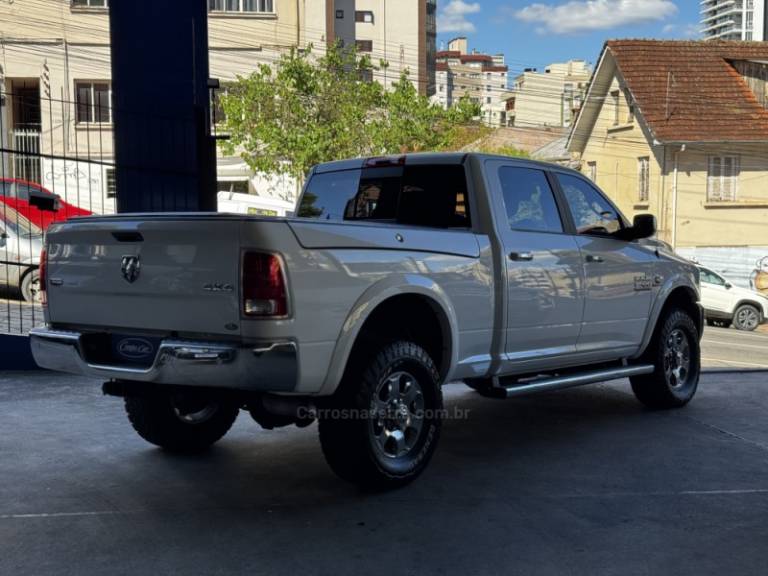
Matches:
[298,164,471,229]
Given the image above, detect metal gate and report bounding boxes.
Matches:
[1,90,116,336]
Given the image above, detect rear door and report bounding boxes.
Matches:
[486,161,584,369]
[554,172,655,354]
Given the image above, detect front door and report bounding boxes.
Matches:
[488,162,585,371]
[555,173,655,355]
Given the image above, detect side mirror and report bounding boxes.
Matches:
[0,230,7,246]
[725,282,733,289]
[629,214,656,240]
[29,192,58,212]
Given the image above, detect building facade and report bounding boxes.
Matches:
[0,0,361,212]
[434,37,510,127]
[509,60,591,129]
[700,0,766,41]
[568,40,768,287]
[353,0,436,97]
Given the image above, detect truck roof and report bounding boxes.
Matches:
[311,152,581,176]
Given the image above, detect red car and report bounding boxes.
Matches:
[0,178,92,230]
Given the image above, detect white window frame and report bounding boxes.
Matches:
[587,161,597,182]
[637,156,650,203]
[611,90,620,126]
[72,0,108,8]
[209,0,275,14]
[707,156,740,202]
[75,81,113,125]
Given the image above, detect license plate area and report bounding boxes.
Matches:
[80,333,162,368]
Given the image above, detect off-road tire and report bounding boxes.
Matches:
[631,309,700,409]
[125,390,239,452]
[318,341,443,490]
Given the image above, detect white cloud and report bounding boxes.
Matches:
[438,0,481,34]
[663,22,701,38]
[513,0,678,35]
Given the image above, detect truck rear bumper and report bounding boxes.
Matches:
[29,327,297,392]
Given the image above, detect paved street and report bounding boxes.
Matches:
[701,325,768,369]
[2,370,768,575]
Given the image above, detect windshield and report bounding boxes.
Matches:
[0,206,43,237]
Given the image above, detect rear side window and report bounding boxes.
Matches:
[298,164,471,229]
[498,166,563,233]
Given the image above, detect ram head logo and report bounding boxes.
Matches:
[121,255,141,284]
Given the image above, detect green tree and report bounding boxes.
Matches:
[219,43,481,181]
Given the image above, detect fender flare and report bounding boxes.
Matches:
[318,273,460,396]
[634,274,700,358]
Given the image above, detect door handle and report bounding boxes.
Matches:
[585,254,604,263]
[509,251,534,261]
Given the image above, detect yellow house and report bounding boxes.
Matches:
[568,40,768,285]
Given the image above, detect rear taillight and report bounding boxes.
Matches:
[39,248,48,306]
[242,252,288,317]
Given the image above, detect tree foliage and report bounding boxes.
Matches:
[219,43,482,181]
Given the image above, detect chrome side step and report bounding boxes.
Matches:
[496,364,655,399]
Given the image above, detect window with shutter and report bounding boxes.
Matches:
[707,156,739,202]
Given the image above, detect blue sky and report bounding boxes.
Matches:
[437,1,700,74]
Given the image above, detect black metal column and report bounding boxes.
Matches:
[109,0,216,212]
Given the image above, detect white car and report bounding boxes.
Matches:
[699,266,768,331]
[217,191,295,217]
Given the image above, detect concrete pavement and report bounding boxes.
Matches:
[2,370,768,575]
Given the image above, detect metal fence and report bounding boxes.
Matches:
[1,90,116,335]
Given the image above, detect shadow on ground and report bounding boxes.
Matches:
[1,372,767,575]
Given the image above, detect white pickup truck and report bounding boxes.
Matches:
[31,154,703,489]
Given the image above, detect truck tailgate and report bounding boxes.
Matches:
[46,217,242,336]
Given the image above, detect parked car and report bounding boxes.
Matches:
[699,266,768,331]
[217,191,295,217]
[31,154,703,489]
[0,205,43,302]
[0,178,92,230]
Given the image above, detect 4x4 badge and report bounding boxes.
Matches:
[121,255,140,284]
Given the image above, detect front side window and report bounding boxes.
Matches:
[299,164,471,229]
[700,268,726,286]
[498,167,563,234]
[75,82,111,124]
[558,174,623,236]
[707,156,739,202]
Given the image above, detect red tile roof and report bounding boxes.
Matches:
[606,40,768,142]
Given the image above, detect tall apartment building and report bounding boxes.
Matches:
[700,0,766,41]
[0,0,354,210]
[434,37,510,127]
[508,60,592,129]
[353,0,437,96]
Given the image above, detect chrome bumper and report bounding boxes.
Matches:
[29,327,297,392]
